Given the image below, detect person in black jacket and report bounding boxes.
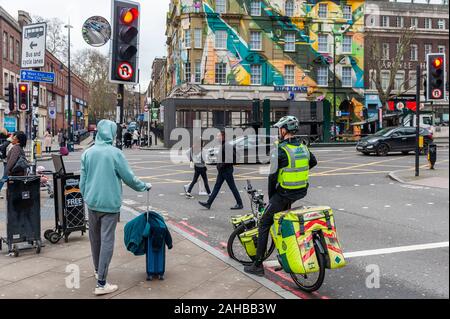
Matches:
[199,131,243,210]
[244,116,317,276]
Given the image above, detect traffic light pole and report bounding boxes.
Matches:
[415,64,421,177]
[116,84,124,150]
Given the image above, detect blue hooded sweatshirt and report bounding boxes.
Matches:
[80,120,147,213]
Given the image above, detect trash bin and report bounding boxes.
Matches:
[428,143,437,170]
[35,140,42,158]
[0,176,42,257]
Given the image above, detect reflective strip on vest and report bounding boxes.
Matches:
[283,181,308,187]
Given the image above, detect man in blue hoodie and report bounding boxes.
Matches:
[80,120,151,296]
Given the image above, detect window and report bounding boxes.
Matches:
[15,40,20,64]
[394,72,405,91]
[438,45,446,54]
[285,0,294,17]
[185,29,191,48]
[425,44,433,57]
[317,66,328,87]
[251,64,262,85]
[409,71,417,90]
[438,19,446,30]
[284,65,295,86]
[382,43,390,60]
[343,35,352,53]
[195,61,202,83]
[3,73,8,95]
[410,44,418,61]
[185,62,191,82]
[250,31,262,51]
[318,34,328,53]
[216,0,226,14]
[382,16,390,27]
[215,30,227,49]
[250,0,262,16]
[425,18,432,29]
[396,17,404,28]
[343,5,352,21]
[2,32,7,59]
[381,71,390,90]
[215,62,227,84]
[341,67,352,87]
[194,28,202,48]
[411,17,418,29]
[285,32,296,52]
[9,36,14,62]
[318,3,328,18]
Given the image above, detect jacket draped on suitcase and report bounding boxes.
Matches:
[125,212,173,280]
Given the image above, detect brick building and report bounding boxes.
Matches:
[365,0,449,126]
[0,6,89,138]
[150,57,168,105]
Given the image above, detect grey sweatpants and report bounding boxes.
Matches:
[88,210,119,282]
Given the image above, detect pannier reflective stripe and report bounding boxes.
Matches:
[271,206,347,274]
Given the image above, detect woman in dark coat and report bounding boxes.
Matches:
[6,131,28,177]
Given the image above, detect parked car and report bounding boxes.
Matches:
[206,135,278,165]
[356,127,434,156]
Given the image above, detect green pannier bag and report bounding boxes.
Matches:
[239,228,259,258]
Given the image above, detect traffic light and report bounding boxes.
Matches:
[4,83,14,112]
[427,53,447,101]
[110,0,140,84]
[17,83,30,112]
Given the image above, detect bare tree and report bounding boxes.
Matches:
[34,16,69,63]
[72,49,116,122]
[367,27,417,110]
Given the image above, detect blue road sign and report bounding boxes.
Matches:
[20,70,55,83]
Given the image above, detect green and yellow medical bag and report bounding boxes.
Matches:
[271,206,346,275]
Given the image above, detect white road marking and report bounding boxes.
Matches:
[336,185,342,188]
[362,207,369,210]
[264,242,450,267]
[123,199,137,206]
[354,184,360,187]
[384,205,391,208]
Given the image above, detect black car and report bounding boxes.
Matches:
[356,127,434,156]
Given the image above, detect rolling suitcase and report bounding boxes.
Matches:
[145,222,166,281]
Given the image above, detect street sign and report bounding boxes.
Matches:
[21,69,55,83]
[49,106,57,119]
[21,23,47,68]
[117,62,134,81]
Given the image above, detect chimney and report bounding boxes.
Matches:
[18,10,32,28]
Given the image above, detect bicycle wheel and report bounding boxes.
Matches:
[290,240,326,293]
[227,224,275,266]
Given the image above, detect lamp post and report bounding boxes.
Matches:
[64,22,73,148]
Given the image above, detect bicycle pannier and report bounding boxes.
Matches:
[239,228,259,259]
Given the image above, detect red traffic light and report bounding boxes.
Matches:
[432,57,443,69]
[121,8,139,25]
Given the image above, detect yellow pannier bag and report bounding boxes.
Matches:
[231,214,255,229]
[239,228,259,258]
[271,206,346,274]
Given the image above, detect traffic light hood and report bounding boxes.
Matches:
[96,120,117,146]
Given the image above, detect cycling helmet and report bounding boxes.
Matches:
[273,116,299,133]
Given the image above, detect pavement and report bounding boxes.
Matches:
[0,220,285,299]
[389,164,449,190]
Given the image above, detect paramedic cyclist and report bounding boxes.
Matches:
[244,116,318,277]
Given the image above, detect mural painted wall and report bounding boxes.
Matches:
[167,0,365,103]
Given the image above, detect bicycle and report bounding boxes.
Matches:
[227,181,327,293]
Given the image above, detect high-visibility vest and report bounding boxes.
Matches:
[277,144,310,190]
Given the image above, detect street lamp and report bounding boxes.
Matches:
[64,22,73,147]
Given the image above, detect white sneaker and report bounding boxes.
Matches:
[185,193,194,199]
[94,283,118,296]
[95,272,99,280]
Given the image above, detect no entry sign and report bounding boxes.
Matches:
[117,62,134,81]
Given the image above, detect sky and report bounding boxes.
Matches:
[0,0,170,92]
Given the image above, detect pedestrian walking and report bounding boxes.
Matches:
[185,139,211,199]
[43,129,53,153]
[199,131,243,210]
[80,120,151,296]
[57,129,65,147]
[0,129,12,198]
[6,131,29,178]
[132,129,139,148]
[244,116,317,277]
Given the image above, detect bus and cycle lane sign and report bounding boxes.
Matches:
[21,23,47,68]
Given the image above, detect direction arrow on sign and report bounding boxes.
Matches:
[21,69,55,84]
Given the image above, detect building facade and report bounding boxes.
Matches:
[0,6,89,138]
[163,0,365,145]
[151,57,168,104]
[365,0,449,126]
